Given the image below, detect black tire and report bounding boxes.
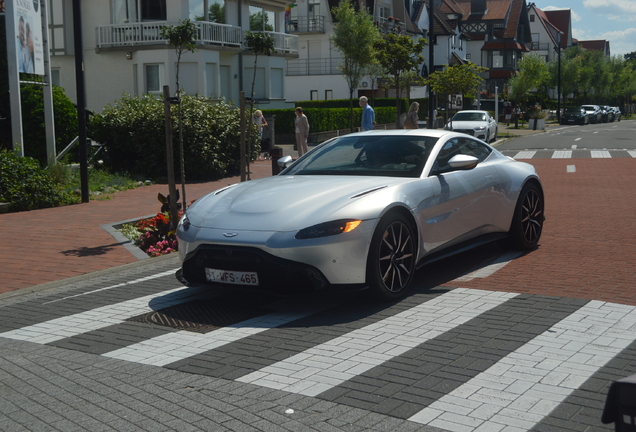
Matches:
[507,183,544,250]
[367,214,416,300]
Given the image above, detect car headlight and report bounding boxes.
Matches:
[474,125,486,131]
[295,219,362,239]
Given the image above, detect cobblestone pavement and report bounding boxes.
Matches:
[1,128,636,431]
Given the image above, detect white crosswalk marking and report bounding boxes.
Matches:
[512,151,536,159]
[103,302,336,366]
[591,150,611,158]
[408,301,636,432]
[0,287,188,344]
[236,289,517,396]
[551,150,572,159]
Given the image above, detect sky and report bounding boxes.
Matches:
[530,0,636,57]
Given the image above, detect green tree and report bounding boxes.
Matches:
[244,31,275,179]
[195,2,225,23]
[507,53,549,106]
[330,0,380,131]
[375,33,426,127]
[426,62,487,124]
[160,19,198,215]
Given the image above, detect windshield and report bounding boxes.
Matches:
[452,112,486,122]
[281,135,439,178]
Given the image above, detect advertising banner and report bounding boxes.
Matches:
[14,0,44,75]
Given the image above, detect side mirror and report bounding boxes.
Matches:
[448,154,479,170]
[277,155,294,169]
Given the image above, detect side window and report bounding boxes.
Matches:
[434,138,491,173]
[459,138,492,162]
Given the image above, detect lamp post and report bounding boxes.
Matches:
[555,31,563,123]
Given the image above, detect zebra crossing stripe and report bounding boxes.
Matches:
[236,289,517,397]
[591,150,611,158]
[408,300,636,432]
[551,150,572,159]
[0,287,189,344]
[102,302,337,366]
[512,151,536,159]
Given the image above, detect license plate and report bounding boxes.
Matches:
[568,119,575,122]
[205,268,259,286]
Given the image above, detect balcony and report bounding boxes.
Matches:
[253,31,298,54]
[286,58,342,76]
[529,42,550,51]
[285,16,325,34]
[96,21,243,50]
[96,22,298,55]
[376,17,405,35]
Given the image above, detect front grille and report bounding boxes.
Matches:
[454,129,475,136]
[180,245,331,295]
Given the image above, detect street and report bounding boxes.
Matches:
[1,121,636,432]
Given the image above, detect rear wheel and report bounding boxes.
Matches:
[367,214,416,300]
[507,183,544,250]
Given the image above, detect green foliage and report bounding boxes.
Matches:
[0,149,73,211]
[295,98,408,111]
[89,94,260,181]
[374,33,427,124]
[16,84,78,166]
[249,10,274,31]
[262,107,396,134]
[426,63,488,97]
[160,19,198,56]
[195,3,225,23]
[330,0,380,128]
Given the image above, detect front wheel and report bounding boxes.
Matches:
[506,183,544,250]
[367,214,416,300]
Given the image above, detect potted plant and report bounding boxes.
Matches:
[527,105,547,130]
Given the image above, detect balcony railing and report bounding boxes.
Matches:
[529,42,550,51]
[253,31,298,53]
[97,21,243,49]
[285,16,325,34]
[376,16,405,35]
[286,58,342,76]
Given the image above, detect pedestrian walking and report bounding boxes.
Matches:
[294,107,309,157]
[404,102,419,129]
[253,110,268,138]
[359,96,375,131]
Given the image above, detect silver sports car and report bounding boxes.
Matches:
[176,129,544,300]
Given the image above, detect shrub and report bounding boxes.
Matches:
[17,84,78,166]
[89,94,260,181]
[0,149,74,211]
[263,106,396,134]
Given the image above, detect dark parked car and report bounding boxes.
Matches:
[600,105,614,123]
[560,107,589,125]
[581,105,602,124]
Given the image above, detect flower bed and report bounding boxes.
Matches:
[120,211,181,257]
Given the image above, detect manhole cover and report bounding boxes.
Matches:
[128,299,268,333]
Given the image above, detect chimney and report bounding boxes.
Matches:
[471,0,487,15]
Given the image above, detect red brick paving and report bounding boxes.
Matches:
[446,159,636,306]
[2,157,636,306]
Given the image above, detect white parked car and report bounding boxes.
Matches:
[444,110,498,143]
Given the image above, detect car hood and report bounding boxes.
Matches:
[187,175,410,231]
[448,120,487,129]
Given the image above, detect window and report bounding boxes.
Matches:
[308,0,320,19]
[433,138,491,173]
[50,69,61,87]
[145,63,163,94]
[492,50,503,68]
[249,5,274,31]
[310,90,318,100]
[530,14,535,22]
[112,0,166,23]
[325,90,333,100]
[379,5,390,19]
